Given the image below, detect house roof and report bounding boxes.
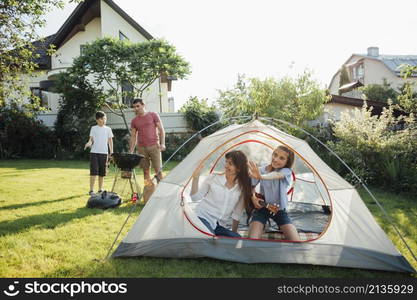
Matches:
[31,0,154,70]
[52,0,153,49]
[31,34,56,70]
[338,80,363,92]
[329,94,387,108]
[103,0,153,39]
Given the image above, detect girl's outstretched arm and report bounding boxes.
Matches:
[259,171,284,180]
[249,160,285,180]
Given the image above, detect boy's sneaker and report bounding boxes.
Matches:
[89,191,94,196]
[98,190,103,193]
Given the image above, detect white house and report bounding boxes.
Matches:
[329,46,417,96]
[322,47,417,123]
[23,0,183,130]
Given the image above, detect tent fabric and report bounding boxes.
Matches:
[113,238,412,273]
[112,120,415,273]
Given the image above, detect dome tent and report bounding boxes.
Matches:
[112,119,415,273]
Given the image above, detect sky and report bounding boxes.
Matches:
[38,0,417,111]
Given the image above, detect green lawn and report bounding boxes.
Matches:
[0,159,416,278]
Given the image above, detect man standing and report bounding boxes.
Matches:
[129,98,166,203]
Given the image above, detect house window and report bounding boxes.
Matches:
[352,64,364,81]
[30,88,48,108]
[121,81,134,106]
[119,31,129,41]
[80,44,86,55]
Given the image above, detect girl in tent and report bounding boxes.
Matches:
[248,145,300,241]
[190,150,252,237]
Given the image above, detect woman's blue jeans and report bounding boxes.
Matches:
[198,217,241,238]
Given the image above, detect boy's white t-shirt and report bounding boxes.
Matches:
[89,125,114,154]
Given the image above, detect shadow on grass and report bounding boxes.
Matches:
[0,206,105,236]
[0,159,178,172]
[0,172,30,178]
[0,195,85,211]
[106,202,145,216]
[0,159,89,171]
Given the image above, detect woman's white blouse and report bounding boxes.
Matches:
[191,173,244,230]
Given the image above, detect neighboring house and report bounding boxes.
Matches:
[317,47,417,124]
[329,47,417,96]
[17,0,179,128]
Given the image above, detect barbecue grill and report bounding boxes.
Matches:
[110,153,144,202]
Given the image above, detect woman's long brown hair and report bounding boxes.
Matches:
[225,150,252,215]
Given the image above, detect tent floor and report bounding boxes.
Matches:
[238,230,319,241]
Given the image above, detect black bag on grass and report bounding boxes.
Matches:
[87,191,121,209]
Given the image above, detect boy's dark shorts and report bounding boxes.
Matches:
[250,207,292,227]
[90,153,108,177]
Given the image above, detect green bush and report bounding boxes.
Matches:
[359,79,399,103]
[0,105,57,159]
[377,152,417,194]
[163,132,199,162]
[326,141,377,185]
[179,96,220,137]
[322,103,417,193]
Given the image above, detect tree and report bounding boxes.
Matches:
[217,70,329,127]
[179,96,219,136]
[59,37,190,132]
[397,64,417,116]
[215,74,252,117]
[359,79,399,103]
[338,64,350,95]
[53,72,102,154]
[0,0,78,108]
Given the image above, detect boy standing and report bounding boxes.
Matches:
[129,98,165,202]
[85,111,114,195]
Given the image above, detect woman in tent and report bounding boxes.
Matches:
[190,150,252,237]
[248,145,300,241]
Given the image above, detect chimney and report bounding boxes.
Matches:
[367,47,379,57]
